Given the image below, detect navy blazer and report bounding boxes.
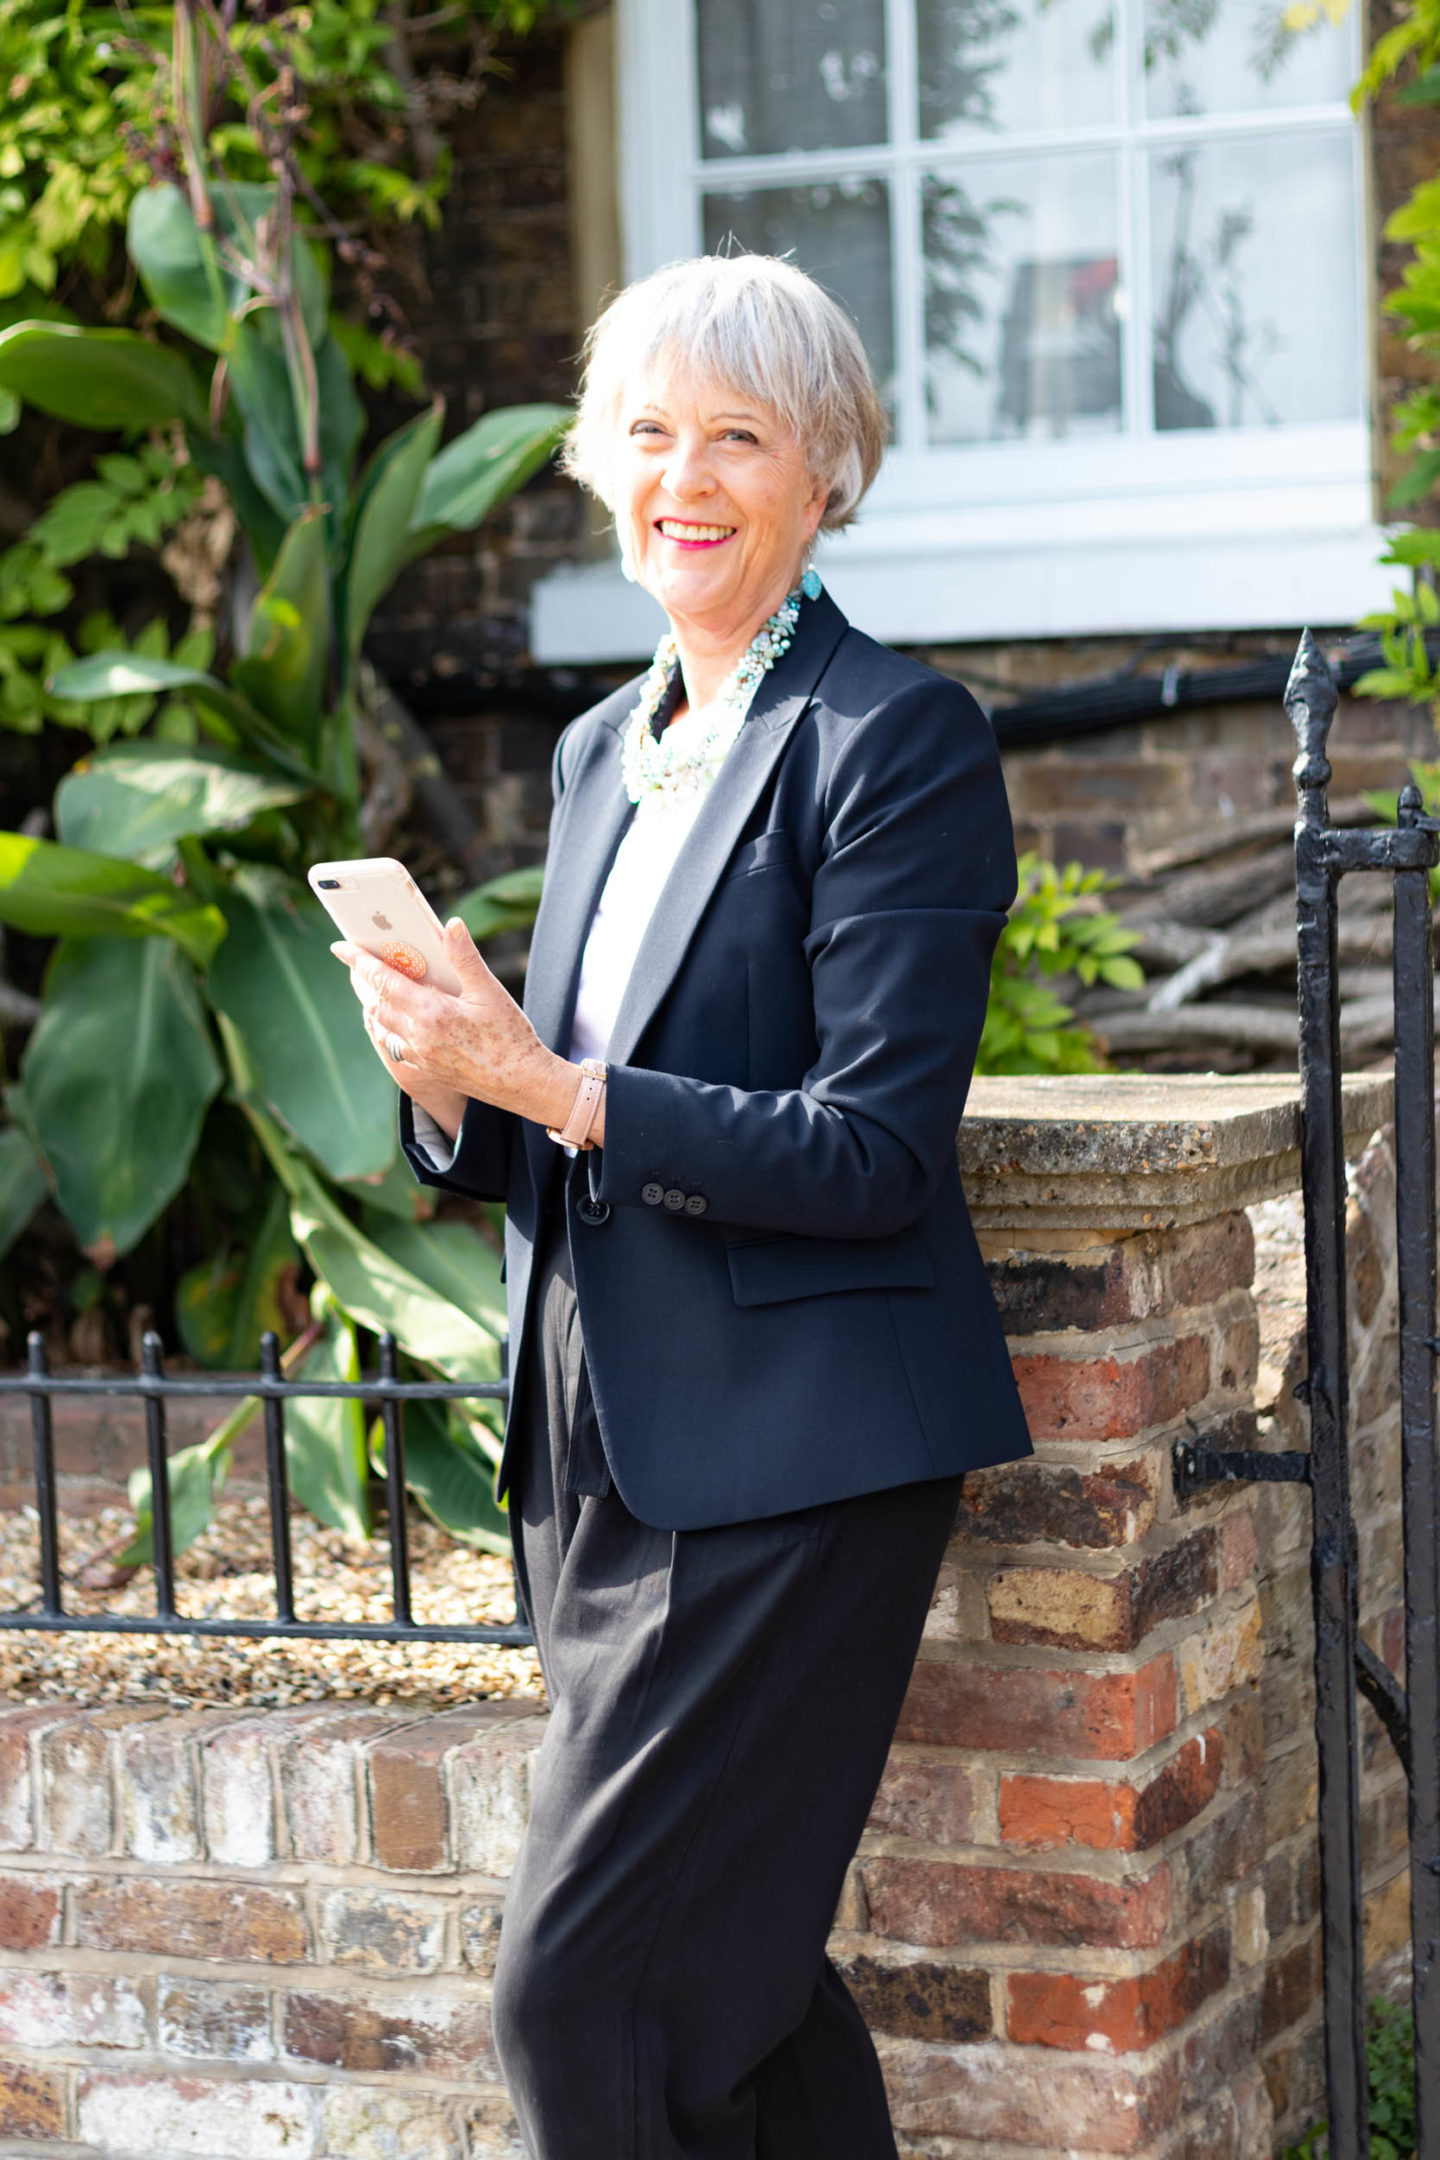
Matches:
[402,589,1033,1528]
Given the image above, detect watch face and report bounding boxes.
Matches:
[379,940,429,982]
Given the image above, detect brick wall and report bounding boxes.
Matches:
[0,1073,1406,2159]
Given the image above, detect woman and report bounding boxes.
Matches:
[333,253,1033,2160]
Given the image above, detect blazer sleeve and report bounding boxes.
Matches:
[399,1091,516,1202]
[594,676,1016,1240]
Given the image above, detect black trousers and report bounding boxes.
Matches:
[495,1209,962,2160]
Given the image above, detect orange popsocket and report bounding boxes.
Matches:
[379,940,429,982]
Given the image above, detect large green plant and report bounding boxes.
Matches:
[977,854,1144,1076]
[0,43,566,1557]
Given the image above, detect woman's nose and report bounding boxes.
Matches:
[663,438,715,499]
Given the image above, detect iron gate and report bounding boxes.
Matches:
[0,1331,530,1649]
[1172,631,1439,2159]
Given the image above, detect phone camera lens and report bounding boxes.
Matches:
[317,878,342,889]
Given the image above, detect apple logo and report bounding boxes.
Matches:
[372,911,392,930]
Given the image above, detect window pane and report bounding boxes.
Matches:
[918,0,1117,139]
[924,156,1122,443]
[702,182,896,402]
[695,0,888,160]
[1150,132,1360,429]
[1144,0,1351,117]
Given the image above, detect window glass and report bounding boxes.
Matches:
[1143,0,1352,116]
[1150,131,1359,428]
[695,0,889,160]
[918,0,1118,138]
[702,181,896,403]
[924,155,1122,441]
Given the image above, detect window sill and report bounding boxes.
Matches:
[530,429,1394,662]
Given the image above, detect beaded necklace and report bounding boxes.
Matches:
[620,584,806,807]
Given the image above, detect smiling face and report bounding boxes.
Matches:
[613,356,829,657]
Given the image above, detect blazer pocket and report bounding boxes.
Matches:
[726,1226,935,1307]
[720,830,795,883]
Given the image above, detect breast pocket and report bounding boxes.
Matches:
[725,1225,936,1307]
[720,830,796,883]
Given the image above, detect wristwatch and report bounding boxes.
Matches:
[546,1058,608,1151]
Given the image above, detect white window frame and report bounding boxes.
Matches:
[530,0,1393,662]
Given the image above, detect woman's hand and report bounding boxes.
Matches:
[330,918,581,1144]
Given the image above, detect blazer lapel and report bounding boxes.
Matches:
[522,696,635,1055]
[604,591,849,1071]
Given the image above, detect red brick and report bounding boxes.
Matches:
[958,1453,1160,1549]
[988,1532,1218,1652]
[367,1707,519,1873]
[837,1953,990,2042]
[896,1654,1176,1759]
[1012,1334,1212,1442]
[0,1872,60,1949]
[0,2061,65,2138]
[282,1985,496,2076]
[279,1708,413,1864]
[75,1877,308,1963]
[881,2026,1182,2149]
[1007,1928,1229,2052]
[986,1216,1254,1335]
[997,1734,1225,1854]
[1260,1935,1321,2030]
[0,1704,88,1851]
[867,1761,973,1844]
[861,1854,1173,1949]
[1221,1509,1260,1592]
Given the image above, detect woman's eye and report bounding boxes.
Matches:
[629,421,665,438]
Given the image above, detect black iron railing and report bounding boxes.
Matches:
[1174,630,1439,2160]
[0,1328,531,1648]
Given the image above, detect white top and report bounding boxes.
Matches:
[567,784,703,1062]
[412,707,718,1169]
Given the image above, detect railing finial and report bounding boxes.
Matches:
[1287,628,1338,829]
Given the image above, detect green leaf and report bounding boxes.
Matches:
[228,320,307,525]
[409,403,570,540]
[175,1186,298,1369]
[0,831,225,965]
[231,509,331,749]
[1380,528,1440,567]
[207,889,397,1182]
[127,183,245,353]
[453,863,544,943]
[341,401,443,666]
[48,653,324,787]
[0,1124,47,1263]
[362,1214,506,1337]
[228,324,364,536]
[55,742,307,861]
[187,428,288,580]
[377,1396,509,1554]
[338,1147,437,1222]
[315,333,367,513]
[242,1097,500,1381]
[24,937,221,1259]
[119,1433,229,1569]
[0,322,206,431]
[285,1296,371,1541]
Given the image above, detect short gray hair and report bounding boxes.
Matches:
[563,254,887,532]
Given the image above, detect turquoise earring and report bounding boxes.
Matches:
[801,564,822,601]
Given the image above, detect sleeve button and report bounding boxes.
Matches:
[662,1188,686,1212]
[683,1194,708,1216]
[642,1181,665,1207]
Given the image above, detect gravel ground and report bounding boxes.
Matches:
[0,1493,543,1708]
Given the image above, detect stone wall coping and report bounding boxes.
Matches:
[958,1070,1395,1229]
